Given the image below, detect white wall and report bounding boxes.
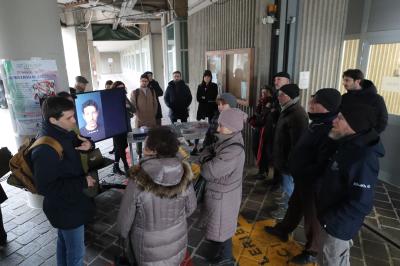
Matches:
[61,27,81,88]
[99,52,122,74]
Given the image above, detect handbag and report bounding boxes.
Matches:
[194,175,206,203]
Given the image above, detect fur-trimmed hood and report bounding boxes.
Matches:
[128,157,194,198]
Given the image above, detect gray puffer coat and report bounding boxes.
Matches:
[117,157,197,266]
[199,132,245,242]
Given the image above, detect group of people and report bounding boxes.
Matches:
[0,66,389,266]
[248,69,387,265]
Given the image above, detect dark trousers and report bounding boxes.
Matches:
[113,134,129,168]
[0,207,6,243]
[275,182,321,254]
[208,238,233,260]
[156,118,162,126]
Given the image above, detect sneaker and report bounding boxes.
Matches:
[271,207,287,220]
[108,149,114,154]
[112,164,125,175]
[190,147,198,156]
[264,226,289,242]
[290,251,318,264]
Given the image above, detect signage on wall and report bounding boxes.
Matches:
[381,76,400,92]
[299,71,310,89]
[0,59,59,135]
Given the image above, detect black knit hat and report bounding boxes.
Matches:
[314,88,342,113]
[340,104,376,133]
[280,84,299,99]
[273,72,291,80]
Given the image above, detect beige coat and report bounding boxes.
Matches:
[130,88,158,128]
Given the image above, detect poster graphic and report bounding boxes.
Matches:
[1,59,59,135]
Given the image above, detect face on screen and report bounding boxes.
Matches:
[83,105,99,130]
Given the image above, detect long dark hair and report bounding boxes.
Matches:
[201,70,213,86]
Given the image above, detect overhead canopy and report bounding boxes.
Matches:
[92,24,140,41]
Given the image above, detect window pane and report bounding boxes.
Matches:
[367,43,400,115]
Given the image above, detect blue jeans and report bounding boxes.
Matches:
[282,174,294,198]
[57,225,85,266]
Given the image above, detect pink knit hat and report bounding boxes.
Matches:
[218,108,248,132]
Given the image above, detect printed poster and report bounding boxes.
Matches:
[1,59,59,135]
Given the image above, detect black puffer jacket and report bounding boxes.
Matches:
[164,80,192,120]
[149,79,163,119]
[289,113,337,184]
[341,80,388,133]
[273,101,308,174]
[31,122,95,229]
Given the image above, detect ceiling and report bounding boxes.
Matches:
[93,40,137,52]
[58,0,169,27]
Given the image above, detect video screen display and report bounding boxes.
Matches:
[75,88,128,142]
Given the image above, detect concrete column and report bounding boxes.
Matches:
[0,0,68,89]
[75,28,93,91]
[86,26,99,90]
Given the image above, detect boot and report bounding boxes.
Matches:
[112,163,125,175]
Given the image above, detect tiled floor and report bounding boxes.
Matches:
[0,107,400,265]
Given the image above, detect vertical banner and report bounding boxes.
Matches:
[1,59,59,135]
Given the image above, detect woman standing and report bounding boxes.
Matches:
[192,70,218,155]
[117,127,197,265]
[111,81,134,175]
[199,108,247,265]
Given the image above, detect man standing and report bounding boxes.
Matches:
[265,88,341,264]
[31,96,96,266]
[70,76,89,98]
[164,71,192,123]
[341,69,388,133]
[317,104,384,266]
[130,74,158,159]
[270,84,308,219]
[79,99,105,141]
[144,71,164,126]
[261,72,291,187]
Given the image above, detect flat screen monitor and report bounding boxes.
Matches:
[75,88,128,142]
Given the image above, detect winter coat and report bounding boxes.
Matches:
[196,82,218,121]
[117,157,197,266]
[341,80,388,133]
[0,147,10,204]
[199,132,245,242]
[289,113,338,184]
[273,101,308,174]
[164,80,192,120]
[31,122,95,229]
[149,80,163,119]
[317,129,385,241]
[130,88,158,128]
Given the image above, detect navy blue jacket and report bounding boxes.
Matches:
[317,130,384,240]
[31,122,95,229]
[164,80,192,120]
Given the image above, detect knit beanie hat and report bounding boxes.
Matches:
[273,72,291,80]
[340,104,376,133]
[280,84,299,99]
[314,88,342,113]
[218,108,248,132]
[218,93,237,108]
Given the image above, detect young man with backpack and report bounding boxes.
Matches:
[30,96,96,266]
